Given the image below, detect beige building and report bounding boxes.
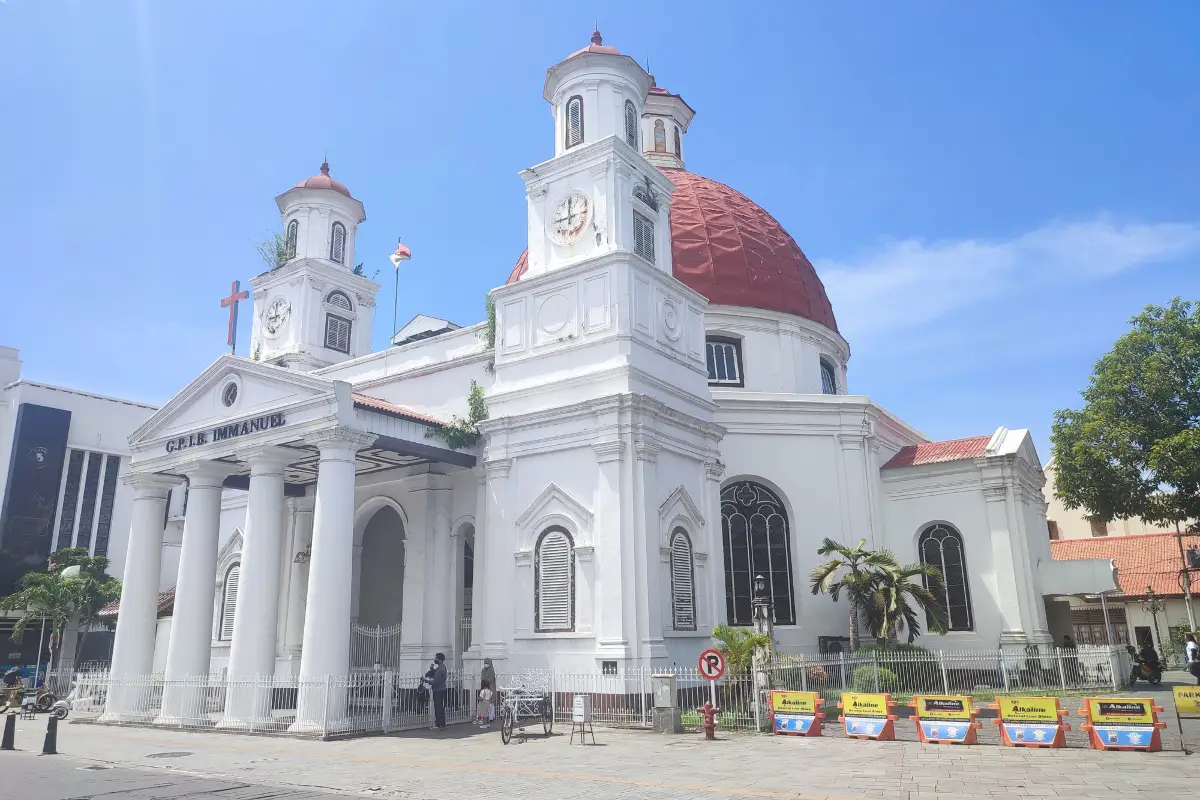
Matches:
[1043,459,1176,540]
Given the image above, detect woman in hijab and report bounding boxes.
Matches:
[481,658,497,724]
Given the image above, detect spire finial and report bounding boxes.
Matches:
[591,25,602,46]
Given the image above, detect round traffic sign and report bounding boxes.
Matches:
[698,648,726,680]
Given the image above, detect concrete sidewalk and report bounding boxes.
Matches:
[0,709,1196,800]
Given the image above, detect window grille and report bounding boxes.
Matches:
[625,100,638,148]
[670,528,696,631]
[721,481,796,625]
[820,359,838,395]
[330,222,347,264]
[918,524,974,631]
[566,96,584,149]
[220,564,240,640]
[706,338,743,386]
[633,211,654,262]
[535,527,574,631]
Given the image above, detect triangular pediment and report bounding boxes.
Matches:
[659,484,704,541]
[515,482,593,547]
[130,354,346,447]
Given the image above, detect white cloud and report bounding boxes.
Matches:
[819,216,1200,340]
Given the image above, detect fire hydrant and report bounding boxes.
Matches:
[697,701,720,740]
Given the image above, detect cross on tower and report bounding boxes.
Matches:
[220,280,250,355]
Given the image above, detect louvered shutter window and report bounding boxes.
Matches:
[325,315,352,353]
[633,211,655,262]
[674,126,682,157]
[670,528,696,631]
[624,100,638,148]
[566,96,583,149]
[220,565,240,640]
[330,222,346,264]
[285,219,299,259]
[535,528,574,632]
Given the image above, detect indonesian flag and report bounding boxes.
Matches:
[390,238,411,270]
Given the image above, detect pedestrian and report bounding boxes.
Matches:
[1186,633,1200,685]
[1061,634,1076,649]
[422,652,448,730]
[481,657,497,725]
[476,686,494,729]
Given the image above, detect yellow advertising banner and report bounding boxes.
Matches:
[1085,698,1155,725]
[915,695,972,721]
[1174,686,1200,716]
[842,692,889,718]
[996,697,1060,724]
[771,691,819,715]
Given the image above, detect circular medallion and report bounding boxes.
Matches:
[662,300,681,341]
[221,382,239,408]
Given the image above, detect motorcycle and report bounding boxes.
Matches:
[1128,654,1163,686]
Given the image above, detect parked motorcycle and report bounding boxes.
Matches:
[1127,648,1163,686]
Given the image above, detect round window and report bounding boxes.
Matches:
[221,382,238,408]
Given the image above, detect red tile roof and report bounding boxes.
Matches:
[1051,533,1191,598]
[351,392,445,427]
[881,435,992,469]
[99,588,175,619]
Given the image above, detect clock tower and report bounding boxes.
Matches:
[248,162,380,372]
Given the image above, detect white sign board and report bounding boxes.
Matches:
[572,694,592,723]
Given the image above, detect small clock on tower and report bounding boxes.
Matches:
[548,191,590,245]
[263,296,291,338]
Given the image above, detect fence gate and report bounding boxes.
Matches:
[349,623,403,670]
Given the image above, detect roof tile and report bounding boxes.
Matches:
[881,435,992,469]
[1051,532,1191,597]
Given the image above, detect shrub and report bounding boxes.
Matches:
[850,665,898,693]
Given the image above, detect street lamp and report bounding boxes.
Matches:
[1139,585,1167,654]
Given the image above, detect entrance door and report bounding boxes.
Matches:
[1135,626,1152,649]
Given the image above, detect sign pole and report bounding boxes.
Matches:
[709,678,717,710]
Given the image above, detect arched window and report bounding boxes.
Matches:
[565,96,584,149]
[285,219,299,260]
[653,119,666,152]
[329,222,347,264]
[670,528,696,631]
[721,481,795,625]
[534,527,574,632]
[820,359,838,395]
[219,564,240,640]
[673,126,681,157]
[624,100,638,148]
[918,524,974,632]
[324,291,353,353]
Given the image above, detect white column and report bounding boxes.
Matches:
[100,474,174,723]
[283,497,315,656]
[478,458,512,663]
[220,448,292,727]
[984,483,1029,647]
[292,429,371,732]
[594,441,629,660]
[703,460,725,631]
[156,462,233,725]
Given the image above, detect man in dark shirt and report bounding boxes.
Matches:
[423,653,448,730]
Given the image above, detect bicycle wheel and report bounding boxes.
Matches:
[500,706,514,744]
[542,697,553,735]
[36,692,55,711]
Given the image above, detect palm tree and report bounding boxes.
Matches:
[711,624,773,675]
[866,559,949,647]
[0,572,73,669]
[809,538,898,651]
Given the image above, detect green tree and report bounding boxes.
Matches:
[710,624,773,675]
[1051,298,1200,525]
[865,559,948,646]
[425,380,488,451]
[809,538,897,651]
[0,547,121,669]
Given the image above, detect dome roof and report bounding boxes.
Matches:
[506,168,838,332]
[294,161,353,199]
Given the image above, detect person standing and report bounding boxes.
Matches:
[1186,633,1200,685]
[423,652,448,730]
[481,657,497,726]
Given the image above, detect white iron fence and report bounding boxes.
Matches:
[349,623,404,671]
[60,646,1129,738]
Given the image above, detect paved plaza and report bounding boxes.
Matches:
[6,682,1200,800]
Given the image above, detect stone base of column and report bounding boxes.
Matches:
[152,713,215,729]
[98,682,157,725]
[287,680,346,736]
[217,683,277,731]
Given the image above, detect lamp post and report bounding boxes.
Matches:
[1139,585,1167,655]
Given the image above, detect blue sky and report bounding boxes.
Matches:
[2,1,1197,459]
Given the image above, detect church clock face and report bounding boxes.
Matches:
[548,191,590,244]
[263,296,291,338]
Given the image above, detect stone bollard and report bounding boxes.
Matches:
[697,701,720,741]
[2,713,15,750]
[41,715,57,756]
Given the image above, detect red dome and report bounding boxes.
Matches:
[294,161,353,199]
[506,168,838,332]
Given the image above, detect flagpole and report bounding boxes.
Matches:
[389,239,412,343]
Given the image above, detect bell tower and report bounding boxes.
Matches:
[248,162,380,372]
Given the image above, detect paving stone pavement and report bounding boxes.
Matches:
[3,692,1199,800]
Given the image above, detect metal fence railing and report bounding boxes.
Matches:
[57,646,1130,738]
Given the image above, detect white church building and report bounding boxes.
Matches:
[100,31,1114,727]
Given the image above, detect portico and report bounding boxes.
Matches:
[100,356,475,727]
